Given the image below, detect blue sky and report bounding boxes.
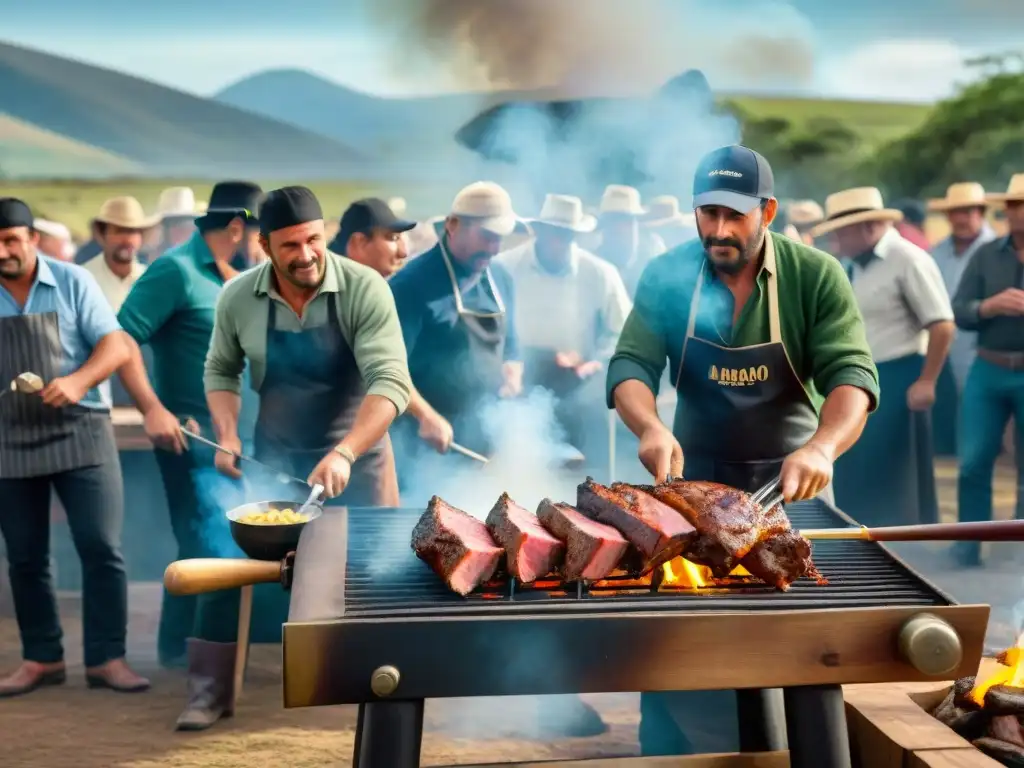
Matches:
[3,0,1020,101]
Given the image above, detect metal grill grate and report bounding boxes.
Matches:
[340,499,953,618]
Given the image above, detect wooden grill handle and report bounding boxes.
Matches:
[801,519,1024,542]
[163,558,282,595]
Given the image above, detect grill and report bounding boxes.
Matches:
[281,499,990,768]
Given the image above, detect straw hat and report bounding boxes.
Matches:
[527,194,597,233]
[787,200,824,227]
[809,187,903,238]
[432,182,526,237]
[387,197,408,217]
[642,195,694,227]
[928,182,988,212]
[987,174,1024,204]
[33,218,72,242]
[95,197,160,230]
[156,186,198,219]
[599,185,646,216]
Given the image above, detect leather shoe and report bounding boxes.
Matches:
[85,658,151,693]
[0,661,66,698]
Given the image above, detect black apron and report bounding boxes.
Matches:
[640,236,826,757]
[253,292,397,507]
[398,242,508,460]
[0,312,115,479]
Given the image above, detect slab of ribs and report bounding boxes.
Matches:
[411,477,822,596]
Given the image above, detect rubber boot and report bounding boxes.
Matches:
[175,639,236,731]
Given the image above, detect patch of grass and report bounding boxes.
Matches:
[2,179,421,238]
[723,95,932,145]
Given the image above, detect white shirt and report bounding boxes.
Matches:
[496,242,632,360]
[82,255,147,313]
[847,227,954,364]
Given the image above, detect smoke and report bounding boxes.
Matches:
[366,0,816,93]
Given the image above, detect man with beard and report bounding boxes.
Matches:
[196,188,410,727]
[115,181,265,678]
[606,146,879,757]
[388,182,524,471]
[82,197,157,312]
[0,198,148,697]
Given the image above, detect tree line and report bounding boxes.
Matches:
[725,53,1024,202]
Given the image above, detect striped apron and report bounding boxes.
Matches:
[0,312,114,479]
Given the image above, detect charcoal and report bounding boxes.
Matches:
[990,714,1024,748]
[411,496,504,596]
[486,493,565,583]
[974,737,1024,767]
[986,686,1024,716]
[954,676,981,710]
[932,689,991,740]
[576,478,696,573]
[536,499,628,583]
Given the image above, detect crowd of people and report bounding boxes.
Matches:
[1,144,1022,757]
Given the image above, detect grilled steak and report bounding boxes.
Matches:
[536,498,629,582]
[486,493,565,583]
[576,478,696,573]
[738,501,821,590]
[412,496,504,596]
[643,480,763,576]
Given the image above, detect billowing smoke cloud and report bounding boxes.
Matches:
[366,0,816,93]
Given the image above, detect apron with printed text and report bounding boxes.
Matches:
[640,237,826,758]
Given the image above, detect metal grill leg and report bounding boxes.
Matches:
[736,688,787,751]
[783,685,851,768]
[353,700,424,768]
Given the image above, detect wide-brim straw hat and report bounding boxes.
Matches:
[642,195,693,228]
[787,200,825,227]
[526,194,597,233]
[156,186,199,219]
[94,196,160,230]
[986,174,1024,204]
[809,187,903,238]
[599,185,646,217]
[928,182,989,212]
[432,182,529,237]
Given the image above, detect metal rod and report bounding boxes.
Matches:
[737,688,788,751]
[783,685,851,768]
[607,409,616,482]
[449,441,490,464]
[800,519,1024,542]
[181,428,308,486]
[353,700,424,768]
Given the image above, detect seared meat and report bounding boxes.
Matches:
[412,496,504,596]
[536,498,629,582]
[738,501,820,590]
[644,480,818,589]
[576,478,697,573]
[486,493,565,583]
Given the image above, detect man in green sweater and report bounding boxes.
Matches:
[194,186,411,729]
[606,146,880,757]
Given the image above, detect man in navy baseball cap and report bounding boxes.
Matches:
[691,144,778,275]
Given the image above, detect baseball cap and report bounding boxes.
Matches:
[333,198,417,252]
[692,145,775,214]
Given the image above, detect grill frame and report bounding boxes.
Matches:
[281,499,988,709]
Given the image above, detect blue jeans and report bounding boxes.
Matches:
[0,459,127,667]
[957,359,1024,524]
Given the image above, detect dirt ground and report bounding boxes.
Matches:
[0,458,1020,767]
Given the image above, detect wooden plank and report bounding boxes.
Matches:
[283,605,989,707]
[453,752,789,768]
[909,748,1003,767]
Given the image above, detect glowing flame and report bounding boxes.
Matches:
[970,635,1024,707]
[660,558,751,588]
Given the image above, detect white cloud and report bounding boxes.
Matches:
[820,39,981,102]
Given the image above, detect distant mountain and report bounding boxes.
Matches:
[0,41,367,179]
[215,69,489,156]
[0,115,143,178]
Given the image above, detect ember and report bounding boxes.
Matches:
[932,638,1024,767]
